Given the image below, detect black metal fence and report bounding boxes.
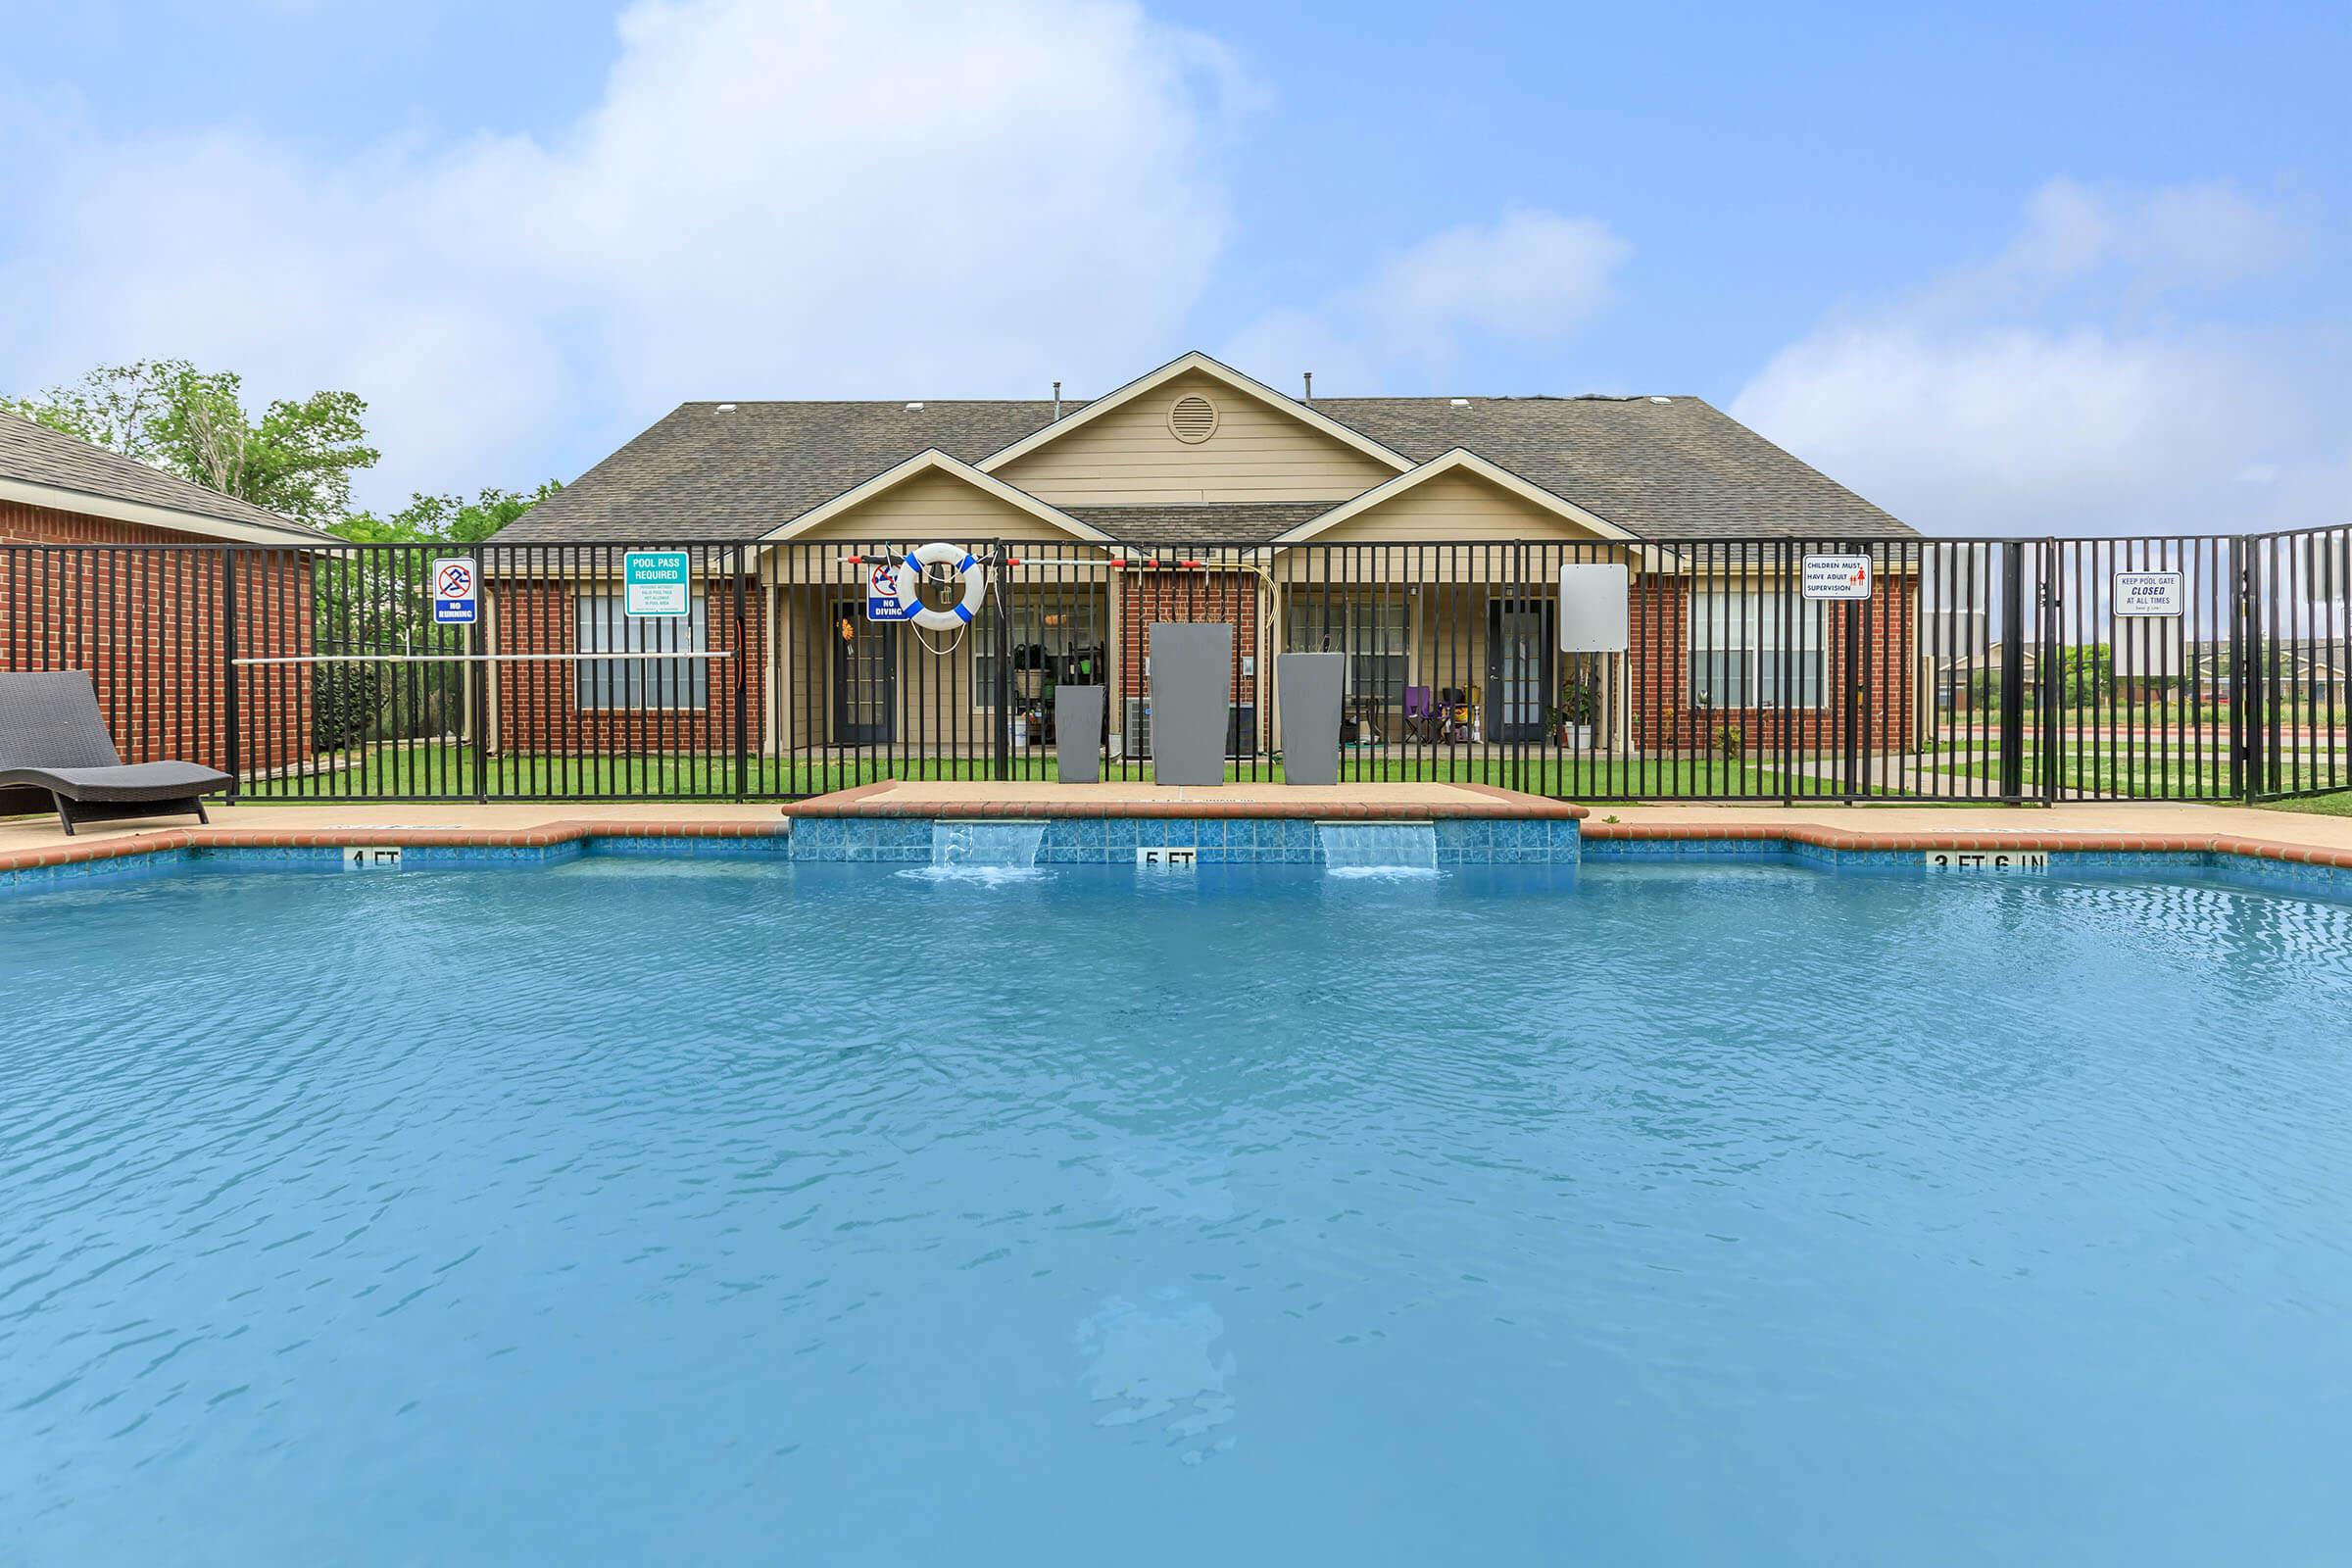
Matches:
[3,528,2344,806]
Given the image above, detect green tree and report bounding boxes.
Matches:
[331,480,562,544]
[3,359,377,528]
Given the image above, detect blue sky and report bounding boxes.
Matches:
[2,0,2345,536]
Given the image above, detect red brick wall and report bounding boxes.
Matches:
[492,577,765,755]
[1118,569,1259,703]
[1628,573,1917,755]
[0,499,313,774]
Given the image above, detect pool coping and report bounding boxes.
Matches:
[1578,820,2352,869]
[780,781,1587,820]
[7,811,2352,893]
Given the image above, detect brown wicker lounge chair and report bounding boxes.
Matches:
[0,671,232,835]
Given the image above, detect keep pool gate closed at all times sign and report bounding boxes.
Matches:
[2115,570,2183,616]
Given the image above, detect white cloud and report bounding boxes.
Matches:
[0,0,1249,507]
[1733,179,2349,537]
[1224,208,1630,389]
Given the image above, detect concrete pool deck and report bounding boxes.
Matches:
[4,789,2352,875]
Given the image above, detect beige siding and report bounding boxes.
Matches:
[1304,468,1604,543]
[995,370,1397,504]
[789,468,1055,545]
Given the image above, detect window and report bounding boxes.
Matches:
[575,593,709,710]
[1286,598,1410,709]
[1688,590,1826,708]
[973,602,1105,710]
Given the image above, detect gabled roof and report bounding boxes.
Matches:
[975,351,1414,477]
[760,448,1116,544]
[491,359,1918,545]
[0,408,319,544]
[1269,448,1641,546]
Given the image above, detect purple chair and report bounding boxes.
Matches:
[1402,686,1436,743]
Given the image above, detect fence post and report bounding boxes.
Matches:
[465,548,484,803]
[220,547,241,802]
[1998,541,2028,803]
[732,548,749,802]
[2236,534,2259,802]
[992,538,1011,783]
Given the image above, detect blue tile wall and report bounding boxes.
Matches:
[785,815,1585,865]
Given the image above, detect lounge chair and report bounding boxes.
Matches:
[0,671,232,835]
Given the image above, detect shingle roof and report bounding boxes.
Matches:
[0,409,318,541]
[499,401,1067,543]
[1316,396,1912,541]
[493,389,1914,544]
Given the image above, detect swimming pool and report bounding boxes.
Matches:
[4,859,2349,1564]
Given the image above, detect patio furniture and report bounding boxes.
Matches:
[0,670,231,835]
[1402,686,1438,742]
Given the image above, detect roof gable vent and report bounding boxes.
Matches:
[1168,393,1219,444]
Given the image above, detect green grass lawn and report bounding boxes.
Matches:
[235,745,1804,803]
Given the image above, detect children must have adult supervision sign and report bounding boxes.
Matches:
[623,551,691,616]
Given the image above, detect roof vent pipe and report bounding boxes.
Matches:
[1053,381,1062,419]
[1302,370,1313,403]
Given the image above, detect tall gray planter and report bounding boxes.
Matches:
[1147,622,1231,787]
[1277,653,1345,787]
[1054,685,1104,784]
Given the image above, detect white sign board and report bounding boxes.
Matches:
[430,558,476,625]
[342,846,405,869]
[2114,570,2183,616]
[1558,564,1629,652]
[1136,847,1198,868]
[2112,617,2185,677]
[623,551,692,617]
[1802,554,1873,601]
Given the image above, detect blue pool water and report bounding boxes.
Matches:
[4,859,2351,1565]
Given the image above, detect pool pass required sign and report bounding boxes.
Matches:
[624,551,692,617]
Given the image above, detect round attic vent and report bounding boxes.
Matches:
[1168,393,1219,444]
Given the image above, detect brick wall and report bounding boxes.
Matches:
[1627,573,1917,756]
[1117,569,1259,703]
[0,499,313,775]
[492,577,765,755]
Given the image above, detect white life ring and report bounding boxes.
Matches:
[900,541,987,630]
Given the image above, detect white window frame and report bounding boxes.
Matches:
[1285,596,1410,709]
[1687,587,1828,710]
[574,592,710,711]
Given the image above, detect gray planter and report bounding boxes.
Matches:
[1055,685,1104,783]
[1147,623,1232,786]
[1277,653,1345,787]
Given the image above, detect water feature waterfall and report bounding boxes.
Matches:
[1316,821,1438,876]
[930,820,1047,869]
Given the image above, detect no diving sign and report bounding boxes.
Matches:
[432,558,477,625]
[865,558,916,621]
